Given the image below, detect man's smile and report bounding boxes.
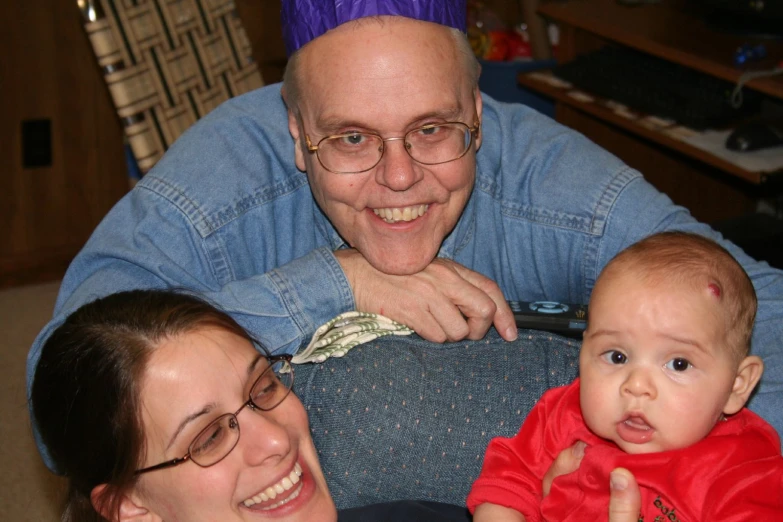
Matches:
[372,204,429,223]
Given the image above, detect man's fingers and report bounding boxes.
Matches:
[542,441,585,497]
[491,297,517,341]
[337,251,511,343]
[449,264,517,341]
[609,468,641,522]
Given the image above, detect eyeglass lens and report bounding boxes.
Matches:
[188,358,293,467]
[190,413,240,465]
[318,123,472,173]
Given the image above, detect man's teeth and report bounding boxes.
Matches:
[243,463,303,508]
[373,204,429,223]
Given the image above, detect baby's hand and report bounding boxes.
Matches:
[473,503,526,522]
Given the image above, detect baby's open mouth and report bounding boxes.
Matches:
[623,415,651,431]
[616,414,655,444]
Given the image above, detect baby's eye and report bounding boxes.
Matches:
[665,358,692,372]
[601,350,627,365]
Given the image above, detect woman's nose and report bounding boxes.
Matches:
[375,139,422,191]
[238,407,292,466]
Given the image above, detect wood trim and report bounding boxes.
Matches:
[517,72,781,185]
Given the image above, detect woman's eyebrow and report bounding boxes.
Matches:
[167,403,217,452]
[165,351,265,451]
[248,352,265,376]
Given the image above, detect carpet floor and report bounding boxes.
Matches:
[0,280,66,521]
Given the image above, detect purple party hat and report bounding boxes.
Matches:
[281,0,467,56]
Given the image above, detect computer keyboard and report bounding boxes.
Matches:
[551,46,764,130]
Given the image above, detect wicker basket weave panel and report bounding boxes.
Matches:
[79,0,264,175]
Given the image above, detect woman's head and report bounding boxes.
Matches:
[31,290,336,522]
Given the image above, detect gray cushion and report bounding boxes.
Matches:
[296,328,580,509]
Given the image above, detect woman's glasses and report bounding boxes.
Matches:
[135,354,294,474]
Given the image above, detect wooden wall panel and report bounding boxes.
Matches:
[0,0,286,288]
[1,0,129,288]
[236,0,287,84]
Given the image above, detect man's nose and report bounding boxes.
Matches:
[375,138,422,191]
[239,408,291,466]
[621,367,657,399]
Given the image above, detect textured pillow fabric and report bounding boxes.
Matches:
[295,328,581,509]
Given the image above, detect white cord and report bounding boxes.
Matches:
[731,67,783,108]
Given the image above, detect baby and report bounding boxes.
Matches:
[468,231,783,520]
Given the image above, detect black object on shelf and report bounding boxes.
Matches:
[725,121,783,152]
[551,46,764,130]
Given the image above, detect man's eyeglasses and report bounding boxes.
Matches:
[305,121,480,174]
[135,354,294,474]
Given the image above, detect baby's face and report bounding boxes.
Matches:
[579,271,739,454]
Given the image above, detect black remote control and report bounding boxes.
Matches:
[508,300,588,338]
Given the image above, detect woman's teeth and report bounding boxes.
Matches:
[243,463,303,508]
[373,204,429,223]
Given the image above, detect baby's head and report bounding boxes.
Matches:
[579,231,762,454]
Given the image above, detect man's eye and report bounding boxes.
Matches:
[601,350,627,365]
[418,125,441,136]
[341,133,366,146]
[665,358,692,372]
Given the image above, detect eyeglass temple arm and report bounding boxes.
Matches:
[135,455,192,475]
[305,135,318,153]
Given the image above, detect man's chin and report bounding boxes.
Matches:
[364,251,436,276]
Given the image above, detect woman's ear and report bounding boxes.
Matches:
[723,355,764,416]
[91,484,160,522]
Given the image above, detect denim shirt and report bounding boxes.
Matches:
[27,84,783,470]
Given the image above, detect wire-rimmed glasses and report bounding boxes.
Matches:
[305,120,480,174]
[135,354,294,474]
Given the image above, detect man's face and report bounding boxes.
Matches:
[288,17,482,275]
[579,270,741,454]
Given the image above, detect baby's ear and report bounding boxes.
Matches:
[91,484,161,522]
[723,355,764,416]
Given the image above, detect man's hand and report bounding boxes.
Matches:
[543,441,585,496]
[335,249,518,342]
[609,468,641,522]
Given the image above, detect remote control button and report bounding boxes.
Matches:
[529,301,569,314]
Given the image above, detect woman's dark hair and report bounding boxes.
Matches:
[31,290,256,522]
